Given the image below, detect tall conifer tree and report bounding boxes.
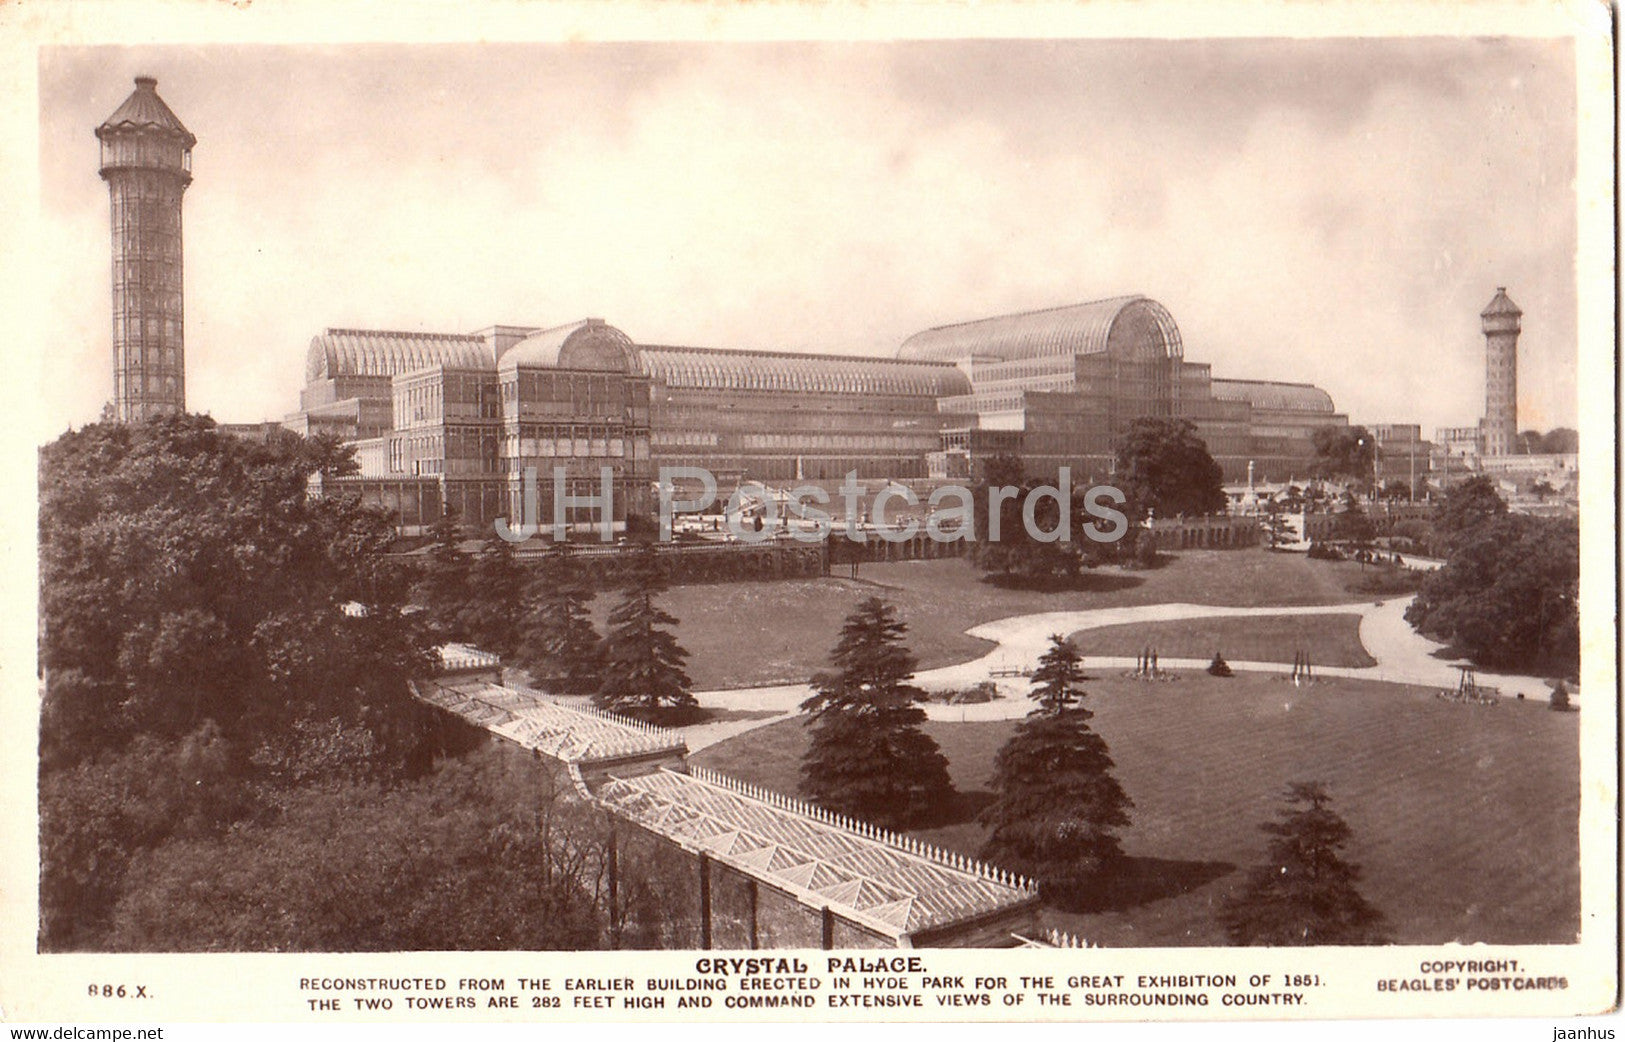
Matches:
[799,598,954,828]
[515,545,603,695]
[979,635,1132,903]
[1220,781,1389,946]
[461,534,525,658]
[416,508,470,642]
[596,546,695,720]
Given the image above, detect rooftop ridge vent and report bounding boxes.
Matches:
[323,327,484,341]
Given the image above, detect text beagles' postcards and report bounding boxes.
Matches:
[0,0,1615,1035]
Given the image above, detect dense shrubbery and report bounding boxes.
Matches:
[967,446,1173,587]
[100,756,603,951]
[1405,478,1578,675]
[37,416,664,951]
[1389,519,1436,555]
[40,418,432,770]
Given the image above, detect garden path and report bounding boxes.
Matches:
[678,596,1565,748]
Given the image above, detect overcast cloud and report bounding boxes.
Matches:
[38,39,1577,440]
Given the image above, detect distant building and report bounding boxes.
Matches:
[1369,423,1433,488]
[1432,424,1483,474]
[1479,451,1580,510]
[1209,379,1347,483]
[1426,290,1579,497]
[97,77,195,422]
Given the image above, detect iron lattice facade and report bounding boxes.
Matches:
[289,297,1347,531]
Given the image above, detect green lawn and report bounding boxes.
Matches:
[604,549,1378,689]
[690,673,1580,947]
[1073,612,1376,668]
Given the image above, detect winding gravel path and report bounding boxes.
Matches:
[679,596,1565,750]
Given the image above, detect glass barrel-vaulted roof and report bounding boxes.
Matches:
[637,345,971,397]
[1210,378,1337,413]
[500,319,638,371]
[304,317,973,395]
[305,328,494,382]
[897,295,1182,366]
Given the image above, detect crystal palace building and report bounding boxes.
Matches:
[91,78,1347,536]
[288,297,1347,533]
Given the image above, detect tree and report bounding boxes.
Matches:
[303,429,362,479]
[1432,475,1507,551]
[415,508,471,643]
[1405,512,1578,674]
[1220,781,1389,946]
[1114,417,1225,518]
[978,636,1132,904]
[459,534,526,657]
[969,454,1030,578]
[799,598,954,828]
[37,415,435,948]
[969,456,1082,583]
[515,545,604,694]
[1333,497,1375,544]
[596,546,696,721]
[1519,427,1578,455]
[39,724,250,948]
[39,415,430,767]
[1310,425,1376,483]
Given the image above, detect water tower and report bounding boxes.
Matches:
[96,76,195,422]
[1479,287,1521,457]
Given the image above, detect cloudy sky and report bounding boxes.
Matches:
[37,38,1578,439]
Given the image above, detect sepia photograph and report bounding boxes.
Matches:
[0,0,1616,1033]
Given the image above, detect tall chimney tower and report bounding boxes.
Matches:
[96,76,195,422]
[1479,287,1521,457]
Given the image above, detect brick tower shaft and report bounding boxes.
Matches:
[1480,287,1521,457]
[97,76,195,423]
